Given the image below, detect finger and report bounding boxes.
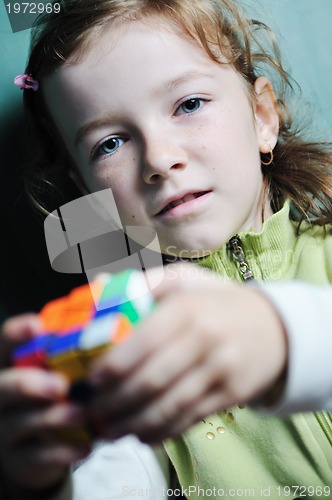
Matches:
[88,292,190,385]
[0,368,69,410]
[138,388,229,444]
[1,314,41,342]
[151,263,205,299]
[89,321,208,417]
[23,440,89,468]
[6,441,90,489]
[97,362,225,442]
[0,403,85,445]
[151,263,227,301]
[0,314,41,367]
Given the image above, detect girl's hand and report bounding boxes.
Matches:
[0,315,91,497]
[87,264,287,443]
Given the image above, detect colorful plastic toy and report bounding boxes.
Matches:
[13,269,154,394]
[12,269,154,442]
[13,271,154,443]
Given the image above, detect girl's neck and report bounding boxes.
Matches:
[250,183,273,232]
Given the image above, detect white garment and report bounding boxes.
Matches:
[72,436,170,500]
[261,282,332,413]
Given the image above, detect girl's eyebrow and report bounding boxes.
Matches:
[75,116,116,147]
[162,70,213,93]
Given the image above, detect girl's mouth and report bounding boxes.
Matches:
[157,191,212,217]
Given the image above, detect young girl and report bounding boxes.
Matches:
[2,0,332,498]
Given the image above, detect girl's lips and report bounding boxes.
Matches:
[156,190,212,218]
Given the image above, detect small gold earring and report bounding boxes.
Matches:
[261,148,274,166]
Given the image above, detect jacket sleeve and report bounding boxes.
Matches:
[257,282,332,414]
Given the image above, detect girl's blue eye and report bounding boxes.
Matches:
[178,98,202,114]
[93,137,126,158]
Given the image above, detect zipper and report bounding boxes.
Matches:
[227,235,255,282]
[228,235,332,445]
[315,411,332,446]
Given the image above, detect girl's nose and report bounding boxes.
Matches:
[142,133,188,184]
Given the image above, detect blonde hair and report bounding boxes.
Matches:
[23,0,332,224]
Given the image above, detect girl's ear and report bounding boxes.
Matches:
[69,168,90,195]
[254,76,279,153]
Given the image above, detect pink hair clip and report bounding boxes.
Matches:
[14,74,39,91]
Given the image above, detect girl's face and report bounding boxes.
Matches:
[44,19,279,257]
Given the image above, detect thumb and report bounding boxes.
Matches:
[0,313,41,367]
[147,262,214,301]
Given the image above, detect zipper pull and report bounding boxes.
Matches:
[227,236,255,282]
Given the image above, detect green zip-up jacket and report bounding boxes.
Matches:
[164,201,332,499]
